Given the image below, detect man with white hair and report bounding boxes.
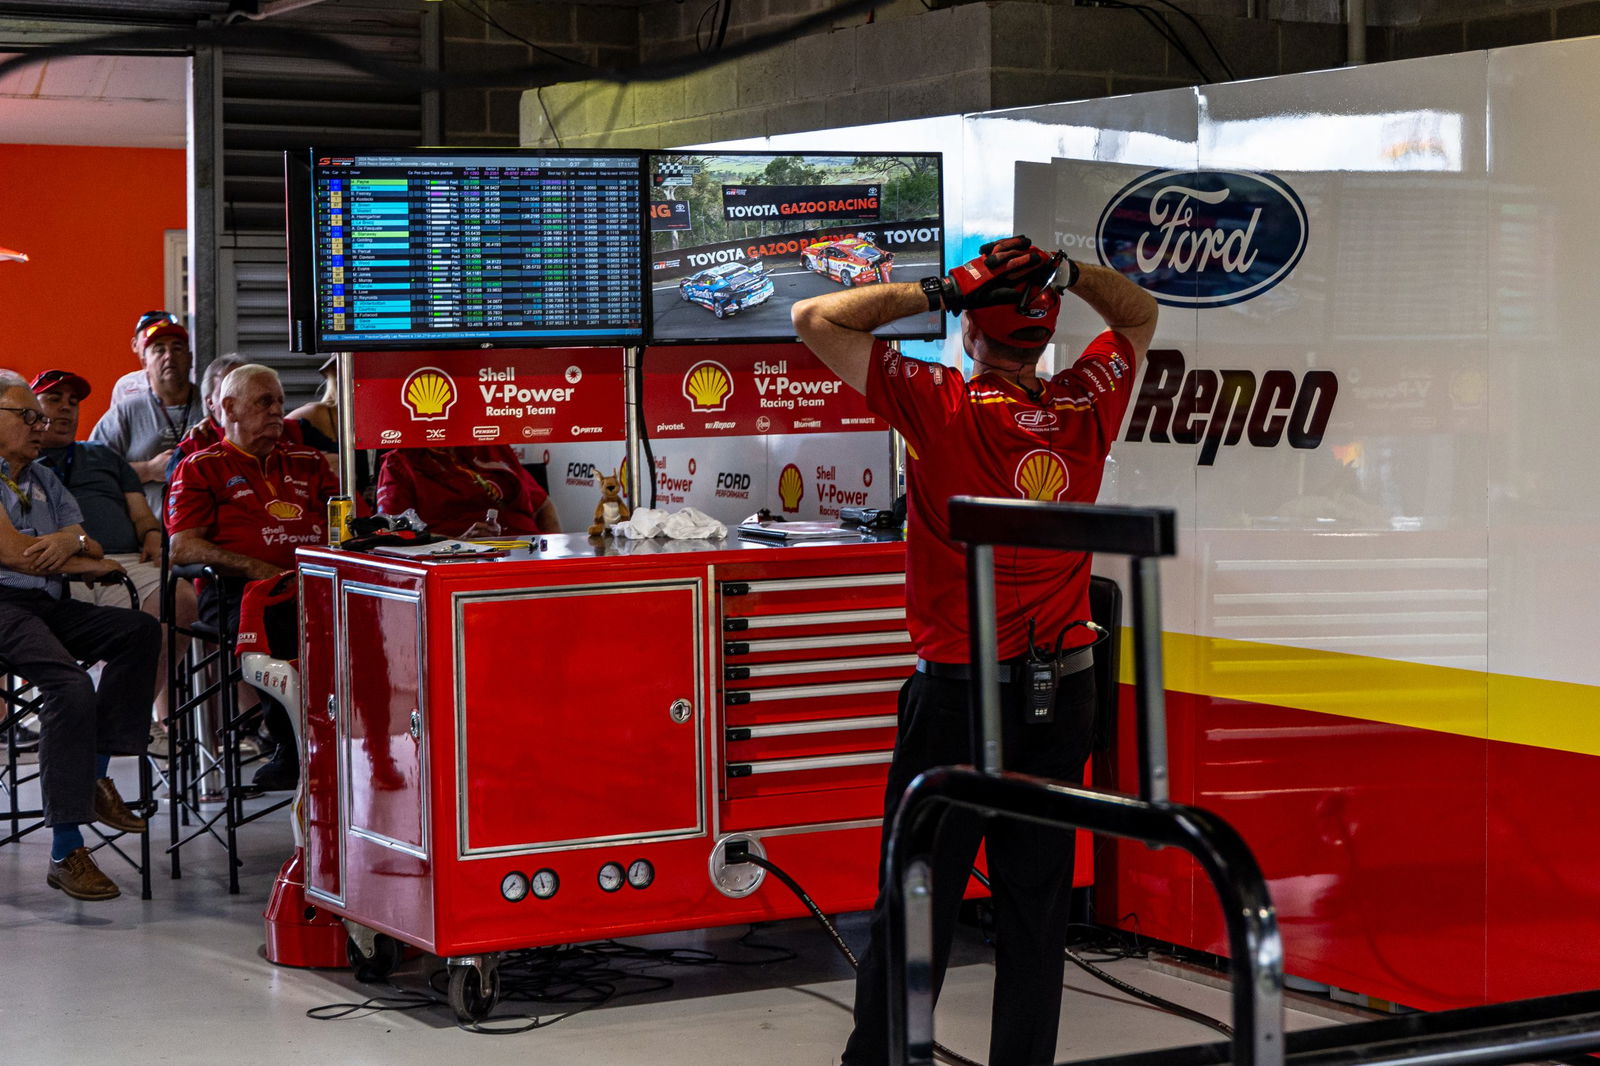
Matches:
[167,364,336,790]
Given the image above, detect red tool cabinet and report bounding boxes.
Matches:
[296,534,1088,1019]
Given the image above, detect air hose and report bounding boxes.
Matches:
[730,846,1231,1066]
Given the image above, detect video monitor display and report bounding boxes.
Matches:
[646,151,945,344]
[294,149,646,352]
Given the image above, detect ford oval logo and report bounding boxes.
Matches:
[1096,169,1307,308]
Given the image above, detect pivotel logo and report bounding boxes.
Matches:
[778,463,804,513]
[1098,169,1307,308]
[402,367,457,420]
[1123,349,1338,466]
[683,360,733,412]
[1015,450,1068,501]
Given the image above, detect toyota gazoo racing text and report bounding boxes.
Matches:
[799,237,894,287]
[677,260,776,318]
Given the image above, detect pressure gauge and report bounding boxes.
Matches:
[626,859,654,890]
[597,861,625,893]
[501,870,530,902]
[531,868,559,900]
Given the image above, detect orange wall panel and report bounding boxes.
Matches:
[0,143,187,428]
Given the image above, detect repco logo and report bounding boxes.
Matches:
[1124,350,1337,466]
[1098,169,1307,308]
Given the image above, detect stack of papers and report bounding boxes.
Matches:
[737,521,860,543]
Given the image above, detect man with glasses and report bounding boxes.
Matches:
[0,370,161,901]
[90,315,198,513]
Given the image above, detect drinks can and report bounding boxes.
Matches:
[328,495,353,548]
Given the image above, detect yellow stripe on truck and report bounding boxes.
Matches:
[1117,631,1600,757]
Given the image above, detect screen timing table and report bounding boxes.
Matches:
[313,152,644,348]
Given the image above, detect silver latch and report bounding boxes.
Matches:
[669,698,692,724]
[409,709,422,740]
[325,694,336,722]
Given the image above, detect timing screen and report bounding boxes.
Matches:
[313,152,644,347]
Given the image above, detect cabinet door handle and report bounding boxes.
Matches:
[325,695,336,722]
[669,698,692,724]
[409,709,422,740]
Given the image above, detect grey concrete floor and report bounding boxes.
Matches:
[0,755,1338,1065]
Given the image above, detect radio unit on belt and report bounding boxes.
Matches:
[1024,618,1108,724]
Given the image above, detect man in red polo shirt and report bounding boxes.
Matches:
[792,236,1157,1066]
[168,363,335,790]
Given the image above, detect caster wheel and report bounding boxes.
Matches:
[448,963,500,1023]
[347,933,403,983]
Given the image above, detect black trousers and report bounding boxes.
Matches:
[841,666,1096,1066]
[0,586,161,826]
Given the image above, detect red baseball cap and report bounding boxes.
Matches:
[135,319,189,351]
[967,283,1061,346]
[30,369,92,400]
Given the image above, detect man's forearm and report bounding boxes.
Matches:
[1067,262,1158,338]
[791,282,927,393]
[170,532,280,579]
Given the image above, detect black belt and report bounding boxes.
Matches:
[915,645,1093,684]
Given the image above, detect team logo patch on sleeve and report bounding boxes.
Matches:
[1014,449,1069,501]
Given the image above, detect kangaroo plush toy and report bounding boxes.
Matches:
[588,469,631,536]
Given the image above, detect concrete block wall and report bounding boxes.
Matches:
[519,2,1346,149]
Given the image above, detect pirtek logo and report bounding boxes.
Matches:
[1123,349,1338,466]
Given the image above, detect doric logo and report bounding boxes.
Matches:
[402,367,457,421]
[1097,169,1308,308]
[778,463,804,513]
[683,360,733,412]
[1014,450,1068,502]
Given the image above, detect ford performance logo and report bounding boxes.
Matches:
[1096,170,1307,308]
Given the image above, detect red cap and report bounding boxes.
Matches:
[135,319,189,351]
[30,369,92,400]
[966,284,1061,346]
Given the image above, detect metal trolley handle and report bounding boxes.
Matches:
[888,498,1600,1066]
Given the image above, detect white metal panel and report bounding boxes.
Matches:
[1484,37,1600,689]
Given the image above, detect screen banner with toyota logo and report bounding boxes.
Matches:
[352,348,625,449]
[642,343,885,438]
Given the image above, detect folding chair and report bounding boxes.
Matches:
[1,571,155,900]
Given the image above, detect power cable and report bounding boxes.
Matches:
[1084,0,1218,83]
[1142,0,1237,81]
[449,0,594,72]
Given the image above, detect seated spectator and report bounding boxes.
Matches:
[32,369,197,757]
[90,317,198,514]
[168,364,336,790]
[285,355,339,453]
[376,445,559,538]
[0,370,160,901]
[167,352,247,475]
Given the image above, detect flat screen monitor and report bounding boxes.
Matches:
[291,148,646,352]
[645,151,945,344]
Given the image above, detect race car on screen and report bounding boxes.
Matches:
[677,260,775,318]
[799,237,895,286]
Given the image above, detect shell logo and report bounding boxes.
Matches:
[401,367,457,421]
[1014,449,1069,501]
[683,360,733,412]
[778,463,804,513]
[266,500,304,521]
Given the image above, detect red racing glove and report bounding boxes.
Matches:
[925,236,1063,313]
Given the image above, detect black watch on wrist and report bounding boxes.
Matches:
[919,275,947,312]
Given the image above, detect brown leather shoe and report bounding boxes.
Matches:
[47,846,121,901]
[94,777,147,834]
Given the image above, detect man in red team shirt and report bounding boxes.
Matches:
[168,364,336,790]
[792,236,1157,1066]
